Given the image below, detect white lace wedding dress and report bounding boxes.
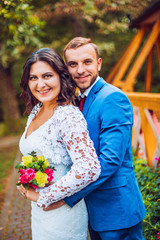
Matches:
[19,104,101,240]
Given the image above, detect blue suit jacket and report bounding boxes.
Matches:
[65,78,146,231]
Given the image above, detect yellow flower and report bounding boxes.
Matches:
[35,171,48,187]
[22,155,33,167]
[37,155,49,167]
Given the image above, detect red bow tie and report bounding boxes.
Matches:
[79,96,86,112]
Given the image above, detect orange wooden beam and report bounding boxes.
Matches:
[112,28,147,87]
[145,47,154,92]
[122,20,160,91]
[126,92,160,111]
[139,108,157,167]
[156,35,160,79]
[105,50,125,83]
[105,28,147,83]
[126,92,160,166]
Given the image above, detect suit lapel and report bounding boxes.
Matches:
[83,78,106,117]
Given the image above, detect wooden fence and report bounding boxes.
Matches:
[126,92,160,166]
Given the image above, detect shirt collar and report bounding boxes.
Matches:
[78,76,100,98]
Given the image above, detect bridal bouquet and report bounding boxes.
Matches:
[15,151,55,189]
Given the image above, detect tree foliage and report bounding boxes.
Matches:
[0,0,157,133]
[0,0,45,68]
[35,0,153,78]
[0,0,45,134]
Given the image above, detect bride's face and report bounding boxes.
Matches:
[28,61,61,105]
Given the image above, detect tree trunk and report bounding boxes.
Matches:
[0,64,23,134]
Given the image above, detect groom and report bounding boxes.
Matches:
[46,37,146,240]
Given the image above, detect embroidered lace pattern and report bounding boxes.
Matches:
[33,105,101,208]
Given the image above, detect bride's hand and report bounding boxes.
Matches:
[19,184,39,202]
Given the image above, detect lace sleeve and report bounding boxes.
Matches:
[37,106,101,208]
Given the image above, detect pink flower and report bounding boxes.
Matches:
[19,174,28,184]
[44,168,53,175]
[25,168,35,175]
[44,168,54,182]
[157,232,160,239]
[47,175,53,182]
[25,169,35,181]
[19,169,25,174]
[28,173,35,181]
[31,184,38,189]
[155,157,160,161]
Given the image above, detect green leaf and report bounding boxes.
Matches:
[15,162,21,169]
[16,182,21,186]
[29,151,37,157]
[22,183,29,190]
[30,179,38,186]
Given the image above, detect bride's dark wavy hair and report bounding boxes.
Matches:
[20,48,77,115]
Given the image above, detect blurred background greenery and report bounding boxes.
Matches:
[0,0,159,136]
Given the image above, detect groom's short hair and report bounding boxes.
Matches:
[64,37,99,59]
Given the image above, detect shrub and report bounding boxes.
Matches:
[133,154,160,240]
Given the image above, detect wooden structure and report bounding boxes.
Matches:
[105,0,160,92]
[127,92,160,167]
[105,0,160,166]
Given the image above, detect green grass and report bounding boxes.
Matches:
[0,123,5,137]
[0,117,27,137]
[0,145,18,192]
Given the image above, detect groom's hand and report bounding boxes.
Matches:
[43,200,65,211]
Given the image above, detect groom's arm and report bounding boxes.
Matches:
[43,121,133,211]
[43,91,133,210]
[64,125,133,207]
[63,91,134,207]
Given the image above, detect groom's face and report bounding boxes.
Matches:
[65,44,102,93]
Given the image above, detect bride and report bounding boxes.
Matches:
[18,48,101,240]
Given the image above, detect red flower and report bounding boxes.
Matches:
[44,168,54,182]
[25,168,35,175]
[47,175,53,182]
[28,183,38,189]
[19,169,25,174]
[25,169,35,181]
[44,168,53,175]
[19,174,28,184]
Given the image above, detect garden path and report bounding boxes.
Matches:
[0,136,31,240]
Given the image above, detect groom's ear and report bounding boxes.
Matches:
[98,58,102,71]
